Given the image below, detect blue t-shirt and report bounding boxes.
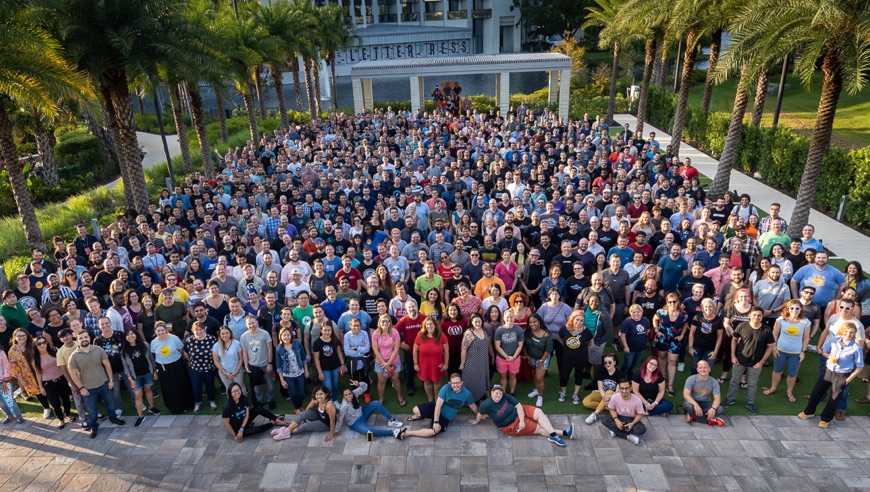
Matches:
[792,265,846,307]
[436,384,475,422]
[607,246,634,267]
[657,255,688,292]
[620,317,650,352]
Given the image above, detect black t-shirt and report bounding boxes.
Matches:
[634,292,664,323]
[312,337,341,371]
[597,367,623,393]
[690,314,723,352]
[565,275,591,307]
[222,396,249,433]
[95,331,125,372]
[676,275,715,300]
[14,288,41,311]
[186,316,222,337]
[43,323,68,348]
[632,370,664,401]
[733,322,775,366]
[124,344,152,376]
[558,327,592,362]
[360,291,390,319]
[552,254,578,279]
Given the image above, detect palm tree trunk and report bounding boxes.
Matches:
[33,114,59,187]
[0,105,46,251]
[82,106,118,167]
[136,86,146,116]
[107,72,149,213]
[312,58,322,115]
[291,56,304,111]
[670,29,699,156]
[271,64,289,129]
[254,66,268,120]
[710,69,749,197]
[169,84,194,175]
[242,85,260,144]
[330,53,339,111]
[701,30,722,113]
[187,83,214,176]
[214,87,229,143]
[303,57,315,117]
[606,42,621,124]
[99,82,135,211]
[751,68,769,126]
[788,51,843,239]
[635,38,658,138]
[654,36,668,87]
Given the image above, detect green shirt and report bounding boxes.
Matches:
[414,274,444,296]
[0,302,30,330]
[292,305,314,330]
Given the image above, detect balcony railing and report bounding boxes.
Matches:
[447,10,467,19]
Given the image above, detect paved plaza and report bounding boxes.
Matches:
[2,412,870,491]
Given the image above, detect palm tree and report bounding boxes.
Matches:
[31,110,59,187]
[213,85,230,143]
[253,0,301,129]
[316,5,357,112]
[583,0,628,124]
[751,65,769,126]
[720,0,870,237]
[0,6,93,250]
[710,67,750,196]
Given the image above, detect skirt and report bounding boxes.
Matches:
[157,358,195,414]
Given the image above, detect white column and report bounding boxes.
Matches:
[497,72,510,116]
[352,78,364,114]
[442,0,448,25]
[362,78,374,111]
[350,0,357,27]
[494,73,501,108]
[396,0,402,24]
[548,70,558,105]
[419,0,424,24]
[558,69,571,121]
[410,76,424,112]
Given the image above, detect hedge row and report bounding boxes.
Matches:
[643,87,870,229]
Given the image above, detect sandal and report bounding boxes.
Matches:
[740,382,748,389]
[397,427,408,440]
[717,377,727,384]
[787,393,796,403]
[398,399,407,407]
[193,405,201,415]
[855,397,870,404]
[406,415,422,422]
[762,388,776,396]
[666,386,675,398]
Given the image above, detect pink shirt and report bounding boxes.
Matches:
[607,393,647,418]
[40,353,64,381]
[372,329,400,364]
[494,262,519,292]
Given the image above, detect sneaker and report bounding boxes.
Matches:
[134,416,145,427]
[585,413,597,425]
[686,414,695,424]
[89,428,97,439]
[393,427,407,440]
[721,400,736,408]
[527,389,539,398]
[387,419,403,428]
[115,409,122,419]
[819,421,829,429]
[609,430,616,438]
[273,427,293,441]
[148,407,161,416]
[109,418,126,426]
[67,414,78,423]
[1,417,12,426]
[573,394,581,405]
[707,418,725,426]
[565,423,574,439]
[677,362,685,373]
[81,421,90,430]
[547,434,566,447]
[626,434,642,445]
[97,414,107,422]
[43,409,52,419]
[558,391,566,402]
[536,396,544,408]
[797,412,814,419]
[745,403,759,415]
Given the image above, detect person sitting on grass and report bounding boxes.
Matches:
[473,383,574,447]
[682,360,725,426]
[394,372,478,440]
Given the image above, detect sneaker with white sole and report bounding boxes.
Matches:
[272,427,292,441]
[626,434,642,445]
[528,389,539,398]
[547,434,566,447]
[585,413,597,424]
[572,394,581,405]
[115,409,122,419]
[609,430,616,438]
[387,419,403,428]
[43,409,52,419]
[536,396,543,407]
[677,362,685,373]
[134,416,145,427]
[565,423,574,439]
[558,391,566,402]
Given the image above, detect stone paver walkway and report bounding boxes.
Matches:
[3,412,870,491]
[614,114,867,267]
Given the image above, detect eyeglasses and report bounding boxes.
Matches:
[618,387,632,392]
[839,306,853,311]
[36,341,47,346]
[788,306,802,311]
[379,320,390,324]
[667,300,678,305]
[604,360,615,365]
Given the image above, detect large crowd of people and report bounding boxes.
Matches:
[0,105,866,445]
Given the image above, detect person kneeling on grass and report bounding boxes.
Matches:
[394,372,478,440]
[682,360,725,426]
[598,378,647,445]
[334,380,403,439]
[473,384,574,447]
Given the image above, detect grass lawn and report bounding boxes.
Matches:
[11,338,859,423]
[687,72,870,149]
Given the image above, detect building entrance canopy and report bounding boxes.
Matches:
[349,53,572,119]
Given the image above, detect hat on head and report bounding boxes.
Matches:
[291,268,303,275]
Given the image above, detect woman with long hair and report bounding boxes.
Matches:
[844,261,870,292]
[204,280,231,322]
[494,249,519,293]
[138,294,157,341]
[371,314,405,406]
[33,335,72,427]
[223,382,286,443]
[334,380,403,439]
[764,300,811,403]
[150,322,195,414]
[459,313,493,402]
[420,288,446,322]
[121,330,159,426]
[124,290,143,327]
[511,242,530,271]
[769,244,794,282]
[653,293,689,398]
[482,283,509,314]
[413,317,449,402]
[452,282,481,319]
[8,329,52,418]
[441,304,467,377]
[721,288,755,385]
[273,385,337,441]
[0,346,25,424]
[313,324,345,400]
[631,356,674,416]
[276,327,308,415]
[375,264,396,297]
[212,326,245,394]
[523,313,553,408]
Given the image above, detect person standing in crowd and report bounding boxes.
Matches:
[121,330,159,426]
[275,327,308,414]
[150,321,194,414]
[801,322,863,428]
[7,329,53,419]
[240,315,276,409]
[722,306,775,415]
[34,335,72,427]
[184,321,218,414]
[67,331,126,438]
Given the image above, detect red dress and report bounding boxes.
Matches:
[415,333,448,382]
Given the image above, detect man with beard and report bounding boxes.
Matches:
[67,331,126,438]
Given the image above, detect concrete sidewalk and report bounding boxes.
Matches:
[614,114,866,266]
[103,132,183,191]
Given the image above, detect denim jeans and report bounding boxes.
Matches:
[0,386,22,421]
[283,374,306,410]
[189,369,216,404]
[347,401,395,437]
[644,398,675,416]
[691,349,717,375]
[321,368,340,401]
[622,351,645,376]
[817,353,849,412]
[82,381,118,429]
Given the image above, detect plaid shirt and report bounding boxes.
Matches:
[263,216,281,240]
[722,236,762,268]
[83,309,106,337]
[759,216,788,235]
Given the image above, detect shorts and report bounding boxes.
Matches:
[374,359,402,375]
[133,373,154,390]
[417,400,451,430]
[500,405,539,436]
[496,356,522,374]
[530,357,551,370]
[772,352,801,378]
[588,342,604,365]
